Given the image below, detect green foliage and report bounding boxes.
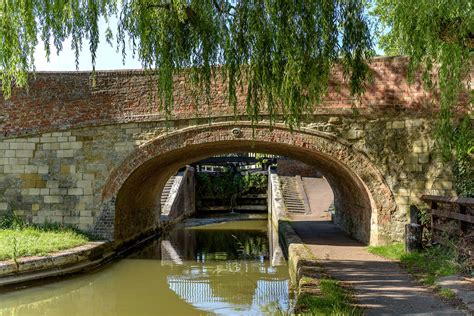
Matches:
[451,117,474,197]
[254,153,274,168]
[8,234,19,267]
[196,171,267,201]
[1,210,98,238]
[368,242,405,260]
[438,288,456,299]
[0,0,373,128]
[242,172,267,193]
[296,278,362,315]
[232,233,268,259]
[196,171,244,200]
[417,208,434,243]
[372,0,473,196]
[193,226,268,260]
[0,211,25,230]
[0,227,89,261]
[0,0,117,96]
[0,211,92,261]
[400,245,459,286]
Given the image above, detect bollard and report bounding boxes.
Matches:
[405,223,422,253]
[409,205,420,225]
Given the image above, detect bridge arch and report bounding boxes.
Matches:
[100,122,396,246]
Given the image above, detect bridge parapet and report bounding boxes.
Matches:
[1,56,452,139]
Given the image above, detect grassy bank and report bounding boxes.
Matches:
[0,216,90,261]
[295,277,363,315]
[368,243,459,286]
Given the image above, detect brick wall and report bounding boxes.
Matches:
[2,57,461,140]
[276,159,323,178]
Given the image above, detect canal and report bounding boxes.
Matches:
[0,219,293,315]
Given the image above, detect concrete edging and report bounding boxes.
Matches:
[278,220,319,287]
[268,168,322,289]
[0,241,114,287]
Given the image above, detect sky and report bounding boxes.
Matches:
[34,17,142,71]
[34,16,383,71]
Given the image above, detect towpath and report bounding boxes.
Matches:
[289,177,466,315]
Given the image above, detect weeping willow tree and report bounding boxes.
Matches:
[0,0,373,126]
[374,0,473,196]
[1,1,472,194]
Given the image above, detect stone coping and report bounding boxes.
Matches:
[269,170,322,288]
[0,241,113,286]
[278,220,319,287]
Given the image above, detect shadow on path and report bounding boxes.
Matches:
[290,219,465,315]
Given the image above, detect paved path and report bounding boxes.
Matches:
[289,177,466,315]
[302,177,333,218]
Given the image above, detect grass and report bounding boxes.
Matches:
[400,247,458,286]
[0,224,89,261]
[367,243,405,260]
[368,243,459,286]
[438,288,456,299]
[296,278,363,315]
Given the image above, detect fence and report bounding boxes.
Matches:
[420,195,473,261]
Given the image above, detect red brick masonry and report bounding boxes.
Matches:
[1,57,457,138]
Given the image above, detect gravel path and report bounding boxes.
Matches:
[288,177,467,315]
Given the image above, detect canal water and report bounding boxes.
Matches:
[0,219,293,315]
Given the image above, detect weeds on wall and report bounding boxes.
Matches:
[0,211,25,230]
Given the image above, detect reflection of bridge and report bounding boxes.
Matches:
[154,220,285,267]
[127,221,290,312]
[127,223,290,313]
[167,265,290,313]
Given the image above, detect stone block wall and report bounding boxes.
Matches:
[166,166,196,222]
[0,115,456,243]
[0,132,95,228]
[0,123,167,232]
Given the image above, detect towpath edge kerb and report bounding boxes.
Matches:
[279,220,320,287]
[268,168,324,289]
[0,241,114,287]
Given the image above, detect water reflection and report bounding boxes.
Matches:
[0,220,292,316]
[131,220,271,262]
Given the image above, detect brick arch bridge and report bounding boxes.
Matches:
[103,123,392,245]
[0,57,457,246]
